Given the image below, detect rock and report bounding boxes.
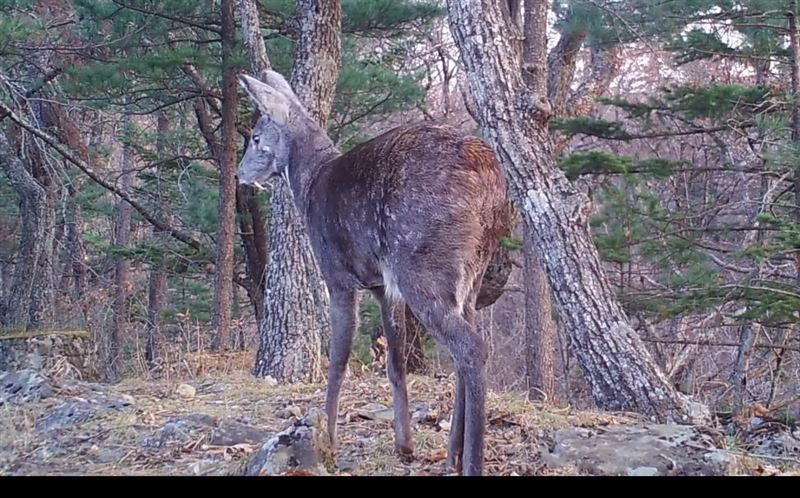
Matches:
[345,402,395,422]
[627,466,659,476]
[336,459,356,472]
[751,427,800,459]
[189,459,219,476]
[142,413,218,449]
[36,401,96,434]
[263,376,278,387]
[243,408,334,476]
[543,424,732,476]
[210,420,270,446]
[0,331,99,381]
[176,383,196,398]
[358,402,394,421]
[276,405,303,419]
[0,369,54,405]
[704,449,732,466]
[35,392,135,434]
[119,394,136,406]
[94,448,126,464]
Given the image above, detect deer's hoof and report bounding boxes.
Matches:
[396,443,414,463]
[446,453,462,474]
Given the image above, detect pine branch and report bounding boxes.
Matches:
[111,0,221,34]
[0,100,203,252]
[0,99,256,290]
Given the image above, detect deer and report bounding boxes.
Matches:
[236,70,511,476]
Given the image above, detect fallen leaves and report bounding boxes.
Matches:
[4,368,798,477]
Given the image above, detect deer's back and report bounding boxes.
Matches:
[307,124,509,292]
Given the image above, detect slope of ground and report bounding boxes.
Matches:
[1,357,797,476]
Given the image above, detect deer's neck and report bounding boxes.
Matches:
[287,118,340,214]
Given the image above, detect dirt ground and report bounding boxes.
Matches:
[1,357,797,476]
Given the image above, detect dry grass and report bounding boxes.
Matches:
[1,358,796,476]
[0,363,605,476]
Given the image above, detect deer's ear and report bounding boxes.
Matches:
[238,74,290,126]
[260,70,303,108]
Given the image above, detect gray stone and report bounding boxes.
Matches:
[189,459,219,476]
[627,466,659,476]
[210,420,270,446]
[0,369,54,405]
[142,413,218,449]
[0,333,99,381]
[176,383,196,398]
[752,428,800,459]
[35,392,135,434]
[543,424,731,476]
[276,405,303,419]
[243,408,334,476]
[36,400,97,433]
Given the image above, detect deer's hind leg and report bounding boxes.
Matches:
[372,289,414,459]
[400,272,487,476]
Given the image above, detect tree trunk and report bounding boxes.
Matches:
[210,0,239,352]
[235,183,267,324]
[62,184,87,298]
[731,323,757,413]
[445,0,708,423]
[0,130,47,330]
[43,103,94,303]
[111,118,134,380]
[253,199,326,381]
[394,306,427,374]
[146,258,167,368]
[547,31,586,115]
[240,0,341,383]
[145,113,170,368]
[519,0,557,404]
[21,101,58,330]
[235,0,269,325]
[28,184,55,329]
[789,3,800,292]
[524,230,556,402]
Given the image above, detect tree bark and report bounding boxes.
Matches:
[520,0,557,403]
[240,0,341,383]
[393,305,427,374]
[22,101,58,330]
[0,130,47,330]
[145,113,170,368]
[789,3,800,291]
[234,0,270,323]
[62,184,87,298]
[210,0,239,352]
[235,183,267,324]
[111,117,134,380]
[524,230,556,402]
[445,0,708,423]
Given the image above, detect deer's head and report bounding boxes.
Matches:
[237,71,305,188]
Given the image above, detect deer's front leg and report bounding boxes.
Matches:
[325,290,357,453]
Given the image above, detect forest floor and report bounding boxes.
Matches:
[1,353,798,476]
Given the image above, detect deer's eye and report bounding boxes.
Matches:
[252,135,260,146]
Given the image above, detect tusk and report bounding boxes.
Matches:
[252,181,267,191]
